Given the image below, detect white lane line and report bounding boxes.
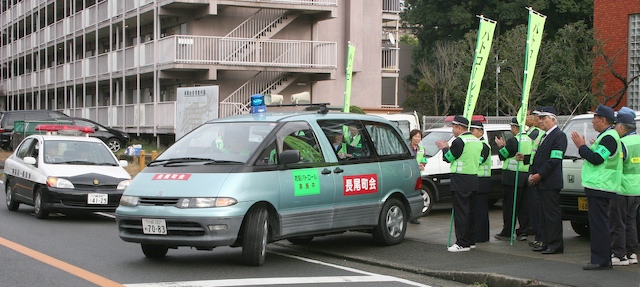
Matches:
[124,251,431,287]
[95,212,116,219]
[125,275,399,287]
[273,251,432,287]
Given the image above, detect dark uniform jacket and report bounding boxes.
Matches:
[529,127,568,190]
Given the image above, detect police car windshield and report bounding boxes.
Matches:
[156,122,276,164]
[420,130,454,157]
[45,140,118,165]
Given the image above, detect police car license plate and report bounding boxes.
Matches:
[142,218,167,235]
[578,197,588,211]
[87,193,108,204]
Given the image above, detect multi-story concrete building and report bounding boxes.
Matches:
[0,0,403,144]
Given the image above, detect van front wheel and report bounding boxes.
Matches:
[570,221,590,237]
[242,208,269,266]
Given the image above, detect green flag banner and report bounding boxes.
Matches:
[462,16,497,124]
[343,43,356,113]
[517,8,546,127]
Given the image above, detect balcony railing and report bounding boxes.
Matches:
[157,35,337,69]
[231,0,337,6]
[382,0,403,13]
[382,47,399,72]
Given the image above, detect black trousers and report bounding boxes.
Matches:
[539,188,563,251]
[452,189,476,247]
[585,188,617,265]
[500,184,530,236]
[528,185,542,242]
[609,195,639,258]
[474,177,492,242]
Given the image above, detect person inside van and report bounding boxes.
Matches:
[345,125,365,157]
[330,132,350,160]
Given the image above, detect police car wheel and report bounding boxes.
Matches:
[33,189,49,219]
[372,198,407,246]
[141,244,168,258]
[421,187,434,216]
[5,184,19,211]
[242,207,269,266]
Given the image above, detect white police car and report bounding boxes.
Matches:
[4,124,131,219]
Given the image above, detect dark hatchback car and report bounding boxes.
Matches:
[0,110,69,150]
[55,117,130,153]
[12,117,131,152]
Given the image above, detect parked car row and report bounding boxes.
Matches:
[0,110,130,152]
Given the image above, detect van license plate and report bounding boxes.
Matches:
[142,218,167,235]
[578,197,588,211]
[87,193,108,204]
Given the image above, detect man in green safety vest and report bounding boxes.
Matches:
[436,115,482,252]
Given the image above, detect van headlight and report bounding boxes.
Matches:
[117,179,132,190]
[46,177,74,189]
[120,195,140,206]
[176,197,237,208]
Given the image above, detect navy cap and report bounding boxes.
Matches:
[594,104,615,122]
[532,106,543,114]
[537,106,558,117]
[470,120,484,129]
[616,107,636,124]
[451,115,469,127]
[510,117,519,126]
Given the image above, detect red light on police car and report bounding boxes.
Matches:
[35,124,95,135]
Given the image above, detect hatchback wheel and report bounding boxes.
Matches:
[106,138,122,153]
[373,198,407,245]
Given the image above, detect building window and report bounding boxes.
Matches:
[629,14,640,110]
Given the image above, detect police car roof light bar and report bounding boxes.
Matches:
[35,124,95,137]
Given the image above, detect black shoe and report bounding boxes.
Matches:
[517,234,527,241]
[494,234,510,241]
[532,245,546,252]
[528,240,543,247]
[409,220,420,224]
[583,263,612,270]
[541,248,563,254]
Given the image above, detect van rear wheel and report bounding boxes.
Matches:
[373,198,407,245]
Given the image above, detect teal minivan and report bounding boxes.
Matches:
[115,110,423,266]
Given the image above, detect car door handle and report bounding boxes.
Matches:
[321,168,332,175]
[333,167,344,174]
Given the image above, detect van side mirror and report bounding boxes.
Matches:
[280,150,300,165]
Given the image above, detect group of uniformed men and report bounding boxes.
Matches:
[433,105,640,271]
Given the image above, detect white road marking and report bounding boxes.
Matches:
[95,212,116,219]
[124,252,431,287]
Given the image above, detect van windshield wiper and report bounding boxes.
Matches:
[149,157,216,166]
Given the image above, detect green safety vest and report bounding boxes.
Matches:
[333,143,348,155]
[415,145,427,164]
[620,134,640,196]
[448,133,482,175]
[529,127,544,160]
[477,139,491,178]
[581,128,622,193]
[346,133,361,148]
[501,132,532,172]
[215,136,224,149]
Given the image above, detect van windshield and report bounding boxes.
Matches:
[420,130,453,157]
[157,122,276,164]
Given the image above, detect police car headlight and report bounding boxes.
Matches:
[119,195,140,206]
[176,197,237,208]
[117,179,132,190]
[46,177,74,189]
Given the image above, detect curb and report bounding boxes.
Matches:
[272,241,571,287]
